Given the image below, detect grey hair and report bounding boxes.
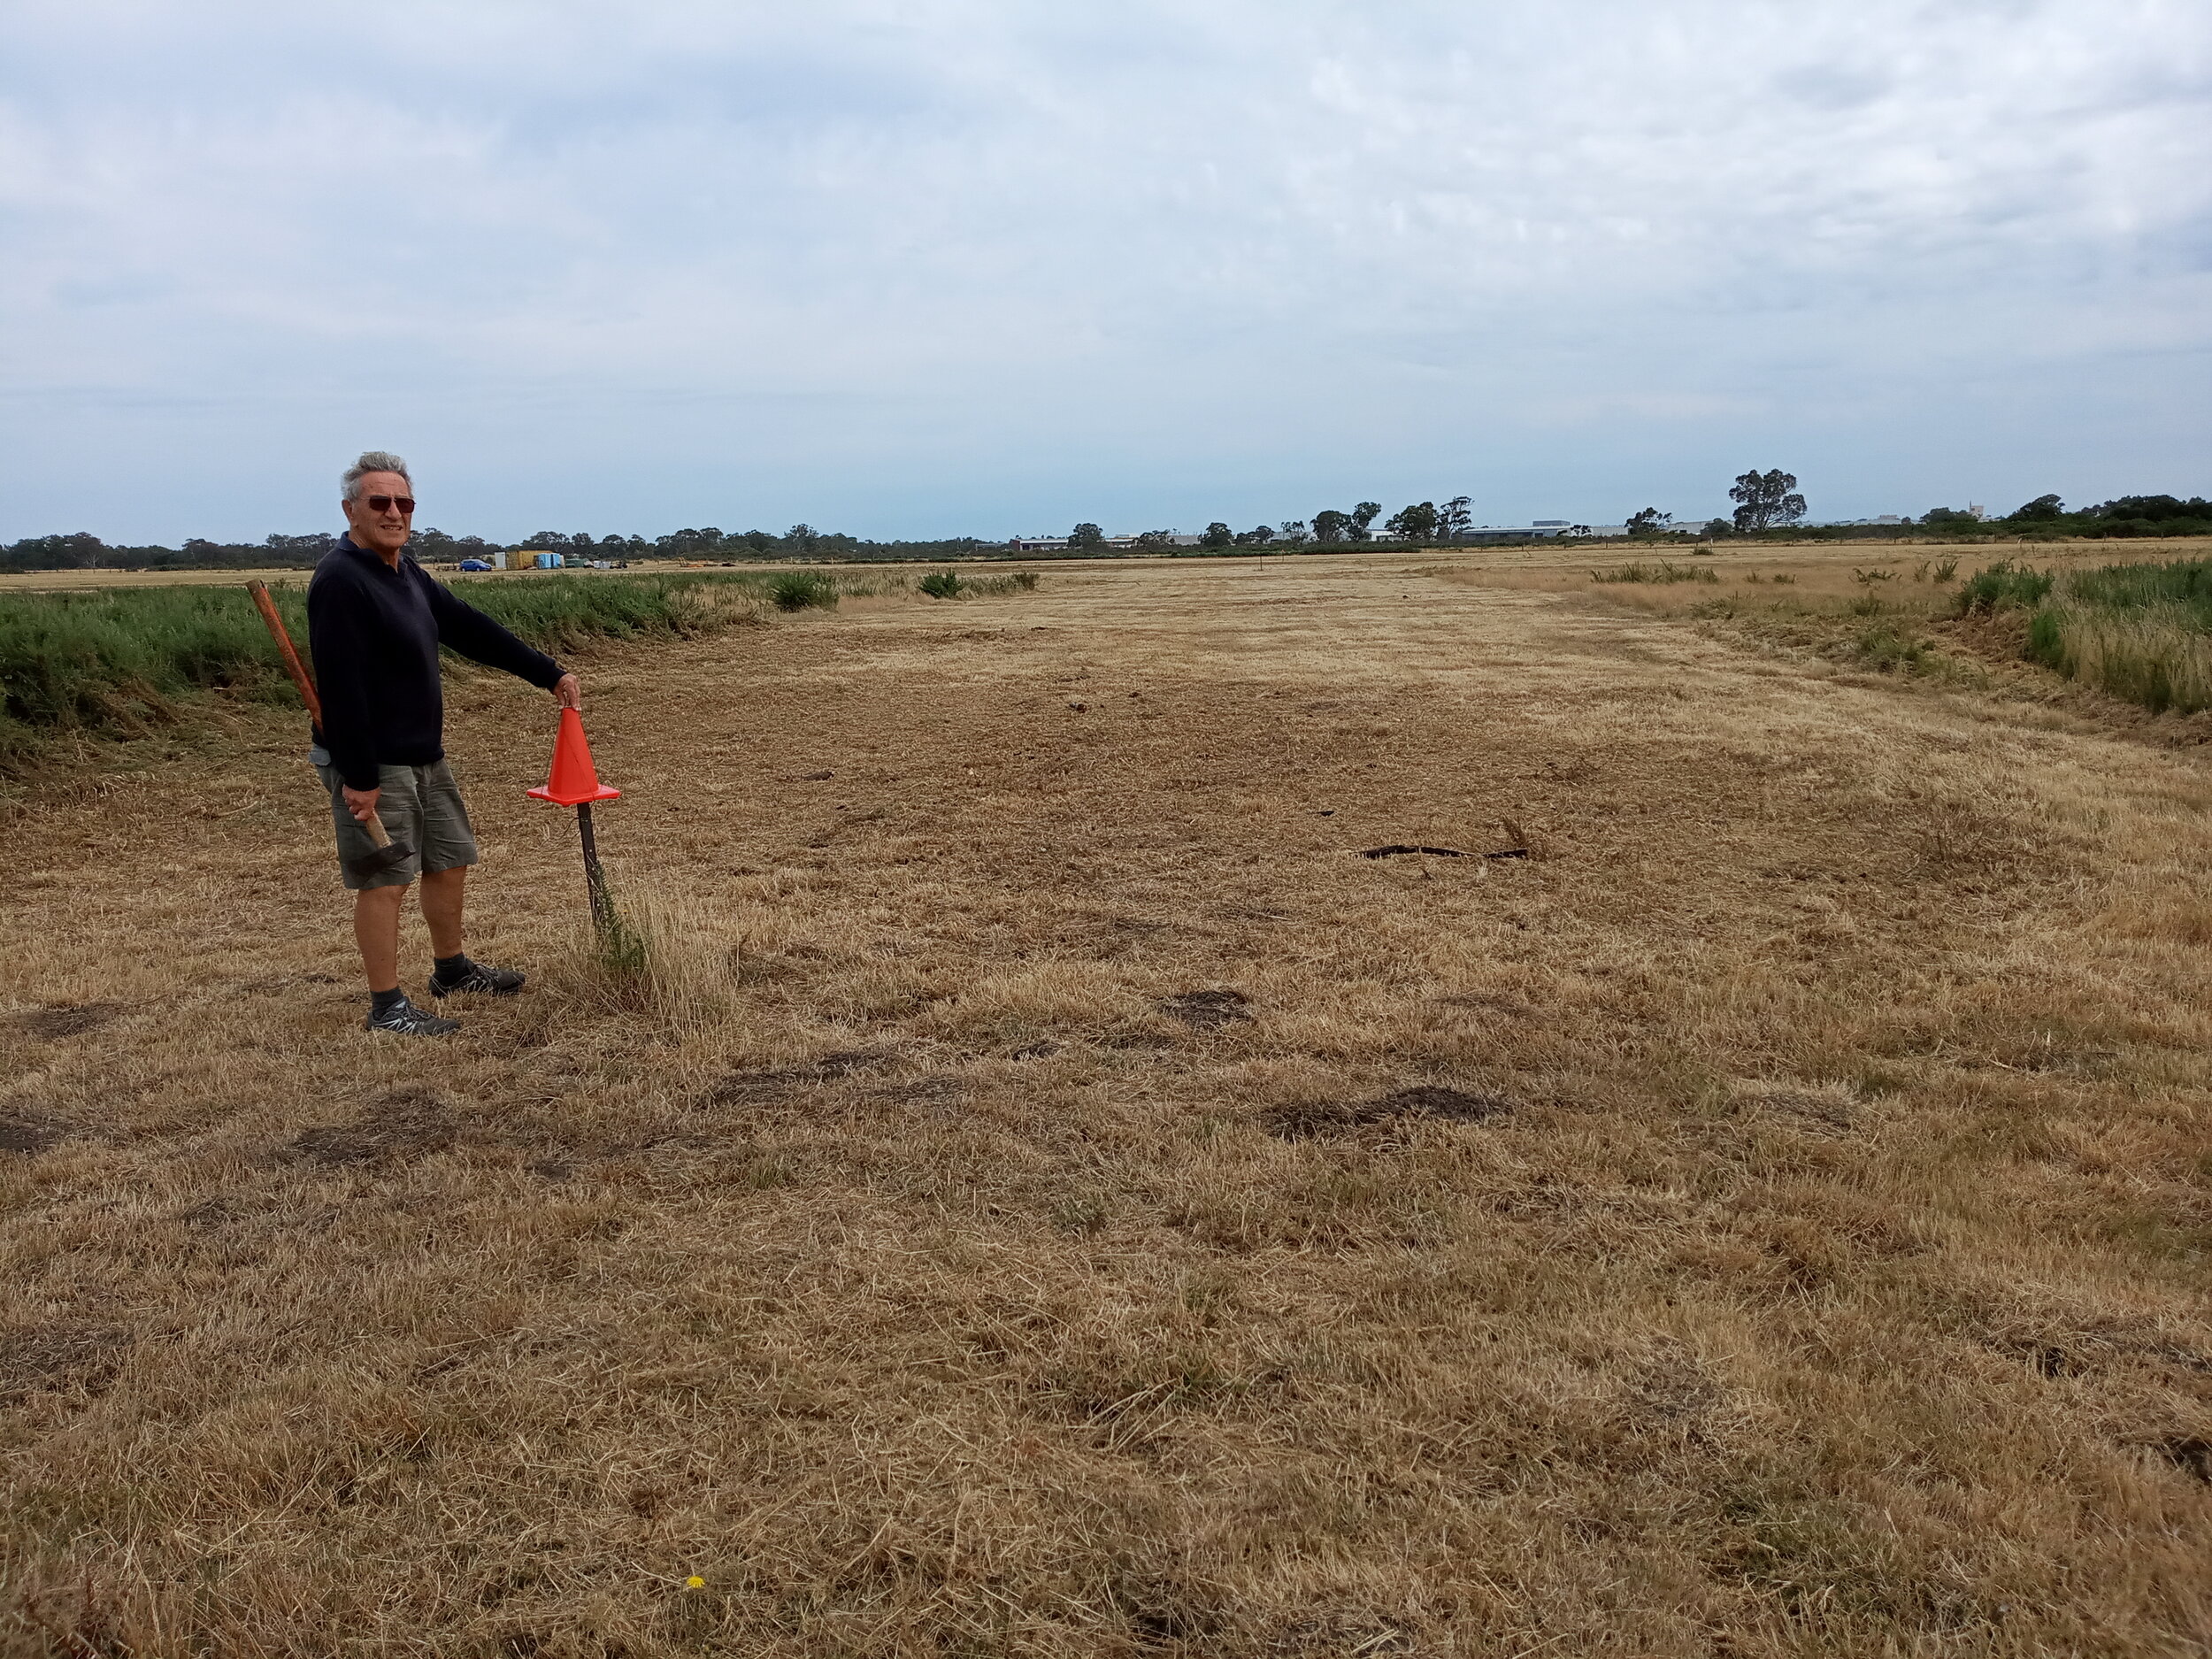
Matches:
[342,450,411,501]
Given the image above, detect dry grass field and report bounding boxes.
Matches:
[4,546,2209,1656]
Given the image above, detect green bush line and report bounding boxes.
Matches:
[1959,557,2212,715]
[0,572,769,773]
[1590,560,1718,585]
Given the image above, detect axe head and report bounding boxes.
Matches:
[348,837,416,880]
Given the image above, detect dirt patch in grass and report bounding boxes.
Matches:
[12,1002,125,1040]
[1159,987,1251,1028]
[0,1325,131,1405]
[1265,1084,1516,1140]
[0,1113,65,1155]
[285,1087,460,1166]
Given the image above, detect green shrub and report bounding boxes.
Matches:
[1590,560,1718,585]
[767,570,839,611]
[918,570,964,599]
[1855,626,1930,672]
[1955,560,2054,614]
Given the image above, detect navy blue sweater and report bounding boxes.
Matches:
[306,536,565,790]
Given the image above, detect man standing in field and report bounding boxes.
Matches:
[309,450,582,1036]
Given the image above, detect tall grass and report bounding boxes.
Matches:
[766,571,839,611]
[2,565,1046,774]
[0,572,759,773]
[1590,561,1718,585]
[1955,560,2054,613]
[1960,557,2212,714]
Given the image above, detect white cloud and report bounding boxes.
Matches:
[2,0,2207,540]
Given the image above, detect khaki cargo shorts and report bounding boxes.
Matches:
[311,753,480,891]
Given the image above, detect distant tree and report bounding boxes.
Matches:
[740,529,776,555]
[2,532,106,570]
[1350,501,1382,540]
[1624,508,1672,536]
[1701,518,1734,538]
[1730,469,1807,532]
[1200,521,1234,549]
[787,524,818,552]
[1440,496,1473,540]
[2091,495,2208,523]
[2008,494,2065,523]
[1921,507,1985,533]
[1278,520,1310,545]
[1384,502,1440,541]
[1311,509,1352,544]
[1133,528,1177,549]
[1069,522,1105,549]
[2085,495,2212,536]
[1233,524,1275,547]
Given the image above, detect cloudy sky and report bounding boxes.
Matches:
[3,0,2207,544]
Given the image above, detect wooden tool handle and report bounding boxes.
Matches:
[363,810,393,850]
[247,580,322,726]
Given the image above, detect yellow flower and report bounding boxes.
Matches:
[686,1576,706,1590]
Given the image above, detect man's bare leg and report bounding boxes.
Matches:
[419,866,466,959]
[420,869,523,997]
[354,883,408,994]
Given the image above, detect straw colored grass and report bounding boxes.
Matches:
[3,549,2208,1656]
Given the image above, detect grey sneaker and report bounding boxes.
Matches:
[429,961,526,998]
[365,995,460,1036]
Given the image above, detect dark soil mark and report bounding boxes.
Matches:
[0,1325,130,1404]
[1267,1085,1515,1141]
[1161,989,1250,1030]
[2157,1437,2212,1482]
[0,1114,65,1155]
[289,1087,457,1166]
[1362,844,1530,861]
[15,1002,126,1040]
[704,1048,895,1107]
[1751,1090,1859,1135]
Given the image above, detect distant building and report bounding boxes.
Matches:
[1009,532,1205,551]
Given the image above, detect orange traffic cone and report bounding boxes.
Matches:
[528,708,621,805]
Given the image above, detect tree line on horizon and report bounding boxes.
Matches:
[5,471,2207,573]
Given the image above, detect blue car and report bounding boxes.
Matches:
[458,558,492,572]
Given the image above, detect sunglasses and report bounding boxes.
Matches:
[364,495,417,514]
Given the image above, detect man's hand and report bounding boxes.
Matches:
[342,784,380,825]
[554,672,582,711]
